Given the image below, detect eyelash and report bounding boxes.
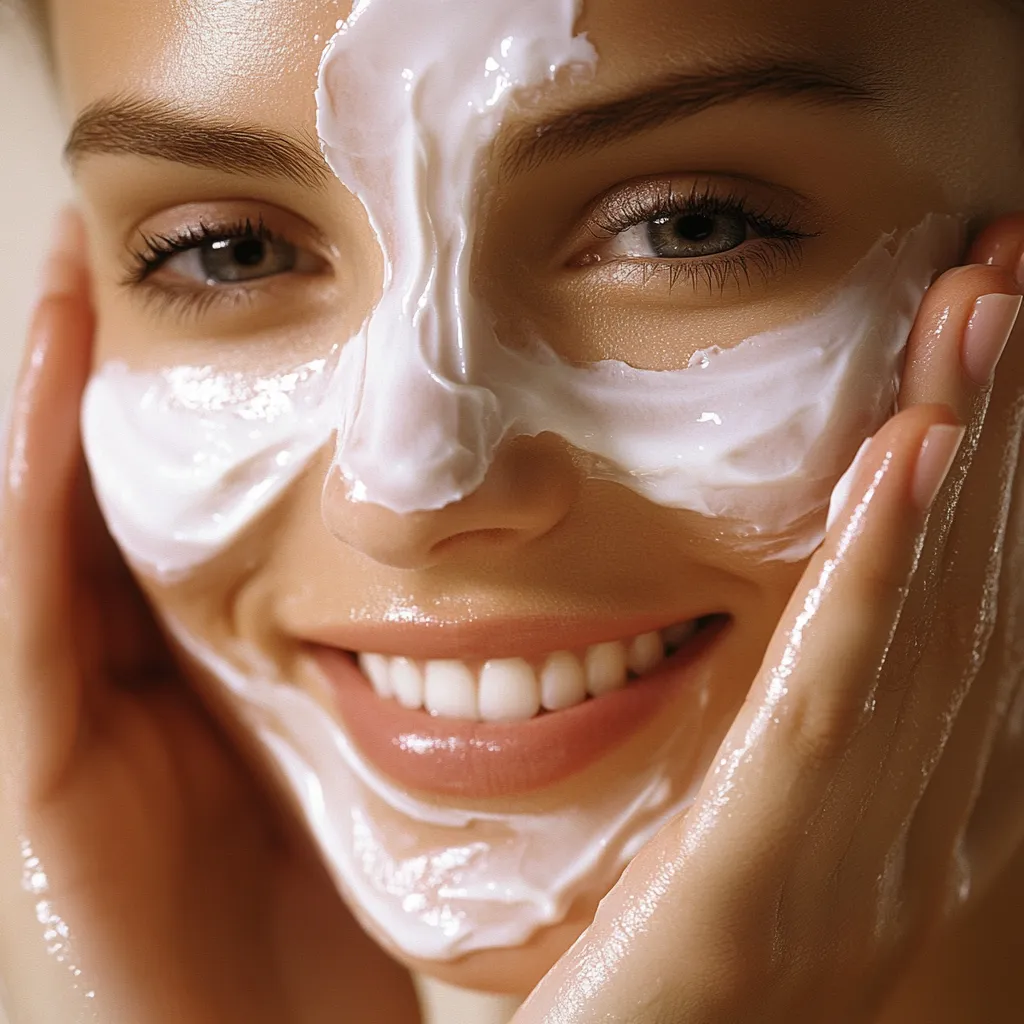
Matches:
[124,216,277,284]
[121,182,813,320]
[588,182,817,293]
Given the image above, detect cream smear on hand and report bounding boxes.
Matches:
[78,0,964,964]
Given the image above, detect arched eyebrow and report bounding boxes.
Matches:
[497,57,887,179]
[64,96,331,190]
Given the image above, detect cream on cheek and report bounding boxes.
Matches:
[78,0,964,965]
[82,0,963,580]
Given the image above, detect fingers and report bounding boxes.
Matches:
[899,267,1020,420]
[515,407,962,1024]
[971,211,1024,289]
[0,208,95,795]
[815,215,1024,926]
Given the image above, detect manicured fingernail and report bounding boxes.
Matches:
[37,207,83,300]
[826,438,873,533]
[913,424,965,511]
[962,293,1021,387]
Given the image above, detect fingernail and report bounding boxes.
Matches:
[36,206,84,301]
[912,424,965,511]
[962,293,1021,387]
[826,438,873,533]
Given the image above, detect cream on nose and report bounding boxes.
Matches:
[331,324,505,515]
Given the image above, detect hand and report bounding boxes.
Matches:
[0,210,421,1024]
[514,218,1024,1024]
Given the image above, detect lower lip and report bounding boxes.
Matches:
[311,618,728,800]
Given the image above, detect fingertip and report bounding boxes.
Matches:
[966,213,1024,291]
[826,405,960,544]
[35,205,89,303]
[900,263,1019,414]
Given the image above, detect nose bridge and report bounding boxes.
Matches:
[313,0,597,564]
[333,312,504,512]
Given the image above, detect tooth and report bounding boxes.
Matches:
[540,651,587,711]
[478,658,540,722]
[391,657,424,710]
[358,653,393,699]
[627,632,663,676]
[662,621,698,650]
[584,641,627,697]
[423,660,478,719]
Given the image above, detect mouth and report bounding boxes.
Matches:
[310,613,729,800]
[355,619,709,721]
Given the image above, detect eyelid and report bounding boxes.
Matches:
[569,174,815,254]
[117,202,339,324]
[564,174,819,299]
[121,201,336,275]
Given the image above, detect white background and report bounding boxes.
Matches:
[0,7,519,1023]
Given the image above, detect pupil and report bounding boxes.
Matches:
[233,239,267,267]
[645,210,747,259]
[674,214,714,242]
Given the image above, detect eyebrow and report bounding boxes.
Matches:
[499,58,887,178]
[65,96,331,190]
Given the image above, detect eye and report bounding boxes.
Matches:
[624,210,749,260]
[127,218,325,288]
[168,234,300,284]
[578,180,815,269]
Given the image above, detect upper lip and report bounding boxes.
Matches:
[294,609,724,661]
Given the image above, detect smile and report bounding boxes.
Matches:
[355,620,704,721]
[310,614,728,799]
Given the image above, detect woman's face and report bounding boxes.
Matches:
[50,0,1024,993]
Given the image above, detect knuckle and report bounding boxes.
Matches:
[784,678,871,769]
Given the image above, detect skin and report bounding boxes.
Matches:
[1,0,1024,1019]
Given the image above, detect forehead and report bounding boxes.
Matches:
[51,0,961,135]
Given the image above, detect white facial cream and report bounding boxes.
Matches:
[79,0,965,964]
[82,216,961,576]
[171,621,718,961]
[83,0,963,579]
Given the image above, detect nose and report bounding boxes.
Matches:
[321,434,580,569]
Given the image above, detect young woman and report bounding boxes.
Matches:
[2,0,1024,1021]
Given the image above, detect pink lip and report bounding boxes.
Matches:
[310,616,728,800]
[297,609,719,662]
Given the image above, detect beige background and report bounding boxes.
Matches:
[0,7,519,1023]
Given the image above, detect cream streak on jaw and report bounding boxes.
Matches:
[79,0,961,962]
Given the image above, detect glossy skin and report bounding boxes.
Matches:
[1,0,1024,1020]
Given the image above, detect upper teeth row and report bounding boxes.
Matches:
[356,622,697,723]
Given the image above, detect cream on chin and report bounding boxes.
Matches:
[167,616,719,963]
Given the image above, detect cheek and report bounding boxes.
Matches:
[79,215,962,585]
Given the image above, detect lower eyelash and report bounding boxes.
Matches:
[129,278,260,321]
[610,236,806,296]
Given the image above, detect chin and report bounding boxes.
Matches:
[400,908,595,995]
